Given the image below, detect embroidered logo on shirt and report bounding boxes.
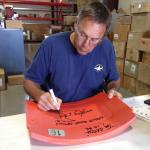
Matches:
[94,64,103,72]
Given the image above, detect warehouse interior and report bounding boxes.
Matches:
[0,0,150,117]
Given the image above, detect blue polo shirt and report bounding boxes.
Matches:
[25,32,119,102]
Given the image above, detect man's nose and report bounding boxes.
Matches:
[83,37,91,46]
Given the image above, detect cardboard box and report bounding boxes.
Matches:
[23,24,50,39]
[8,75,24,85]
[138,62,150,85]
[64,16,76,25]
[116,15,132,25]
[123,75,136,94]
[142,52,150,65]
[119,72,124,86]
[139,38,150,52]
[5,20,23,29]
[113,32,128,42]
[116,58,124,73]
[136,81,150,95]
[127,32,143,50]
[126,49,142,62]
[0,68,6,91]
[113,41,126,58]
[114,23,130,33]
[131,1,150,13]
[118,0,131,15]
[131,13,150,32]
[77,0,91,10]
[124,60,138,78]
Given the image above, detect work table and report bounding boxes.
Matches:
[0,95,150,150]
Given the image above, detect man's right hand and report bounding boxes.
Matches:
[37,92,62,111]
[23,79,62,111]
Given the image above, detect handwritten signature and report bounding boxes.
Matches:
[85,123,114,136]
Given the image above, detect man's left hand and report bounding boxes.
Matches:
[107,89,122,99]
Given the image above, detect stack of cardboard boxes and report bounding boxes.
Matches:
[116,0,150,95]
[137,36,150,95]
[113,14,132,86]
[124,0,150,95]
[123,32,143,94]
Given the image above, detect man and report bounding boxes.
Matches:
[24,1,122,111]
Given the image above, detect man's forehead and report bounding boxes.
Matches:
[77,20,106,39]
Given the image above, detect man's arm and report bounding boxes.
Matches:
[24,79,45,101]
[107,79,122,99]
[23,79,62,111]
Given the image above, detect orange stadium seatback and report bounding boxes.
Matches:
[26,92,135,145]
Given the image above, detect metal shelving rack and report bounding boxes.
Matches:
[0,0,74,22]
[1,0,72,6]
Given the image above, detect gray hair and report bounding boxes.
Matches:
[77,1,111,29]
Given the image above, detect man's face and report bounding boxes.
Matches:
[74,17,107,55]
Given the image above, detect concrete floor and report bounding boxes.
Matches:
[0,85,27,117]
